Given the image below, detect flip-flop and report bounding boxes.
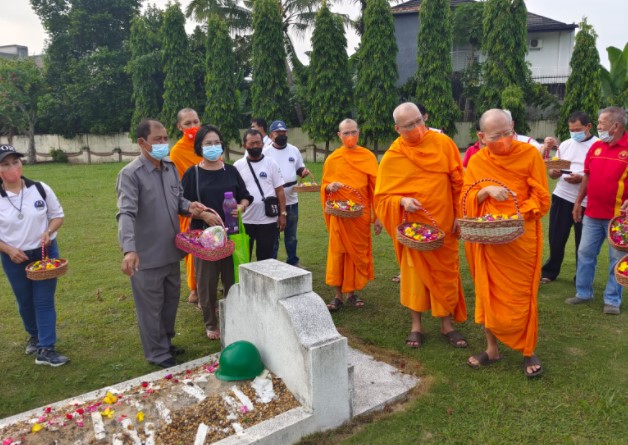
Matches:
[524,355,543,378]
[206,329,220,340]
[327,298,344,312]
[442,330,468,348]
[346,294,365,308]
[405,331,424,349]
[540,277,553,285]
[391,274,401,283]
[467,351,502,369]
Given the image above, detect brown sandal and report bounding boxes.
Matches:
[327,298,343,312]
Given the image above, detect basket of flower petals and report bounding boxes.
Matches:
[295,173,320,193]
[325,185,364,219]
[544,156,570,171]
[608,212,628,252]
[396,208,445,251]
[176,209,235,261]
[614,255,628,287]
[459,178,524,244]
[26,245,68,281]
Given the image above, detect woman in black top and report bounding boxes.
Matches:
[181,125,252,340]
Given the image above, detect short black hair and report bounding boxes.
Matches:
[416,102,428,116]
[242,129,263,146]
[194,124,224,157]
[136,119,162,140]
[251,118,267,133]
[568,111,591,126]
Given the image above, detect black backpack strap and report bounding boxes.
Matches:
[0,176,46,200]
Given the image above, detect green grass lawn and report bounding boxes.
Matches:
[1,162,627,444]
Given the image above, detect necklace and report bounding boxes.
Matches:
[4,182,24,220]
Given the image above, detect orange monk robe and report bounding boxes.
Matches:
[320,145,378,292]
[374,131,466,321]
[169,135,203,291]
[462,141,550,356]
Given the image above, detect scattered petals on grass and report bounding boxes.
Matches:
[31,423,43,433]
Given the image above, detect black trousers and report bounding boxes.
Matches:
[244,222,278,261]
[541,194,584,280]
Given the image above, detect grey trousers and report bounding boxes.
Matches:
[130,262,180,363]
[194,255,234,332]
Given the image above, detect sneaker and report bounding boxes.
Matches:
[170,345,186,356]
[603,304,620,315]
[35,348,70,367]
[25,337,38,355]
[564,296,590,305]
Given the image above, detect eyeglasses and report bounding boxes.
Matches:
[398,117,424,131]
[340,130,359,137]
[483,129,515,142]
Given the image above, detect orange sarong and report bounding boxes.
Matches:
[321,145,378,292]
[374,132,466,321]
[170,135,203,292]
[462,141,550,355]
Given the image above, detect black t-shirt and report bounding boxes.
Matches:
[181,164,253,230]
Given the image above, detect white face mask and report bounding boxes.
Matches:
[598,123,615,143]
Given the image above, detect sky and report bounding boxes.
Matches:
[0,0,625,68]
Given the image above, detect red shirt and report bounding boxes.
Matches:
[462,141,481,168]
[584,131,628,219]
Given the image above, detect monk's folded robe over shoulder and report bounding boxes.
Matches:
[462,140,550,356]
[374,131,466,321]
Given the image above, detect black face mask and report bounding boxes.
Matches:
[247,147,263,159]
[274,135,288,147]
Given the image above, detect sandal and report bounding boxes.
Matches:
[391,274,401,283]
[405,331,424,349]
[206,329,221,340]
[524,355,543,378]
[327,298,343,312]
[442,330,468,348]
[540,277,553,285]
[467,351,502,369]
[346,294,365,308]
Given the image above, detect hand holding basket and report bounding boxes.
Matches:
[396,208,445,251]
[324,185,364,219]
[175,208,235,261]
[26,244,68,281]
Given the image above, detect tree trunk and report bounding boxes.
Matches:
[325,140,329,159]
[28,120,36,164]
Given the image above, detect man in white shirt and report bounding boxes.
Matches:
[541,111,599,284]
[263,120,310,268]
[250,118,273,148]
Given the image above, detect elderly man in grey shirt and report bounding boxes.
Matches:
[116,119,206,368]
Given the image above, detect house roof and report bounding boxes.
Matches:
[391,0,578,32]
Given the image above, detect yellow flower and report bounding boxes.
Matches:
[619,262,628,272]
[552,156,559,160]
[347,200,355,206]
[101,407,115,418]
[511,215,519,220]
[136,411,145,422]
[103,391,118,405]
[32,423,43,433]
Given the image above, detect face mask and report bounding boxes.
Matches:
[274,135,288,146]
[247,147,263,159]
[183,127,200,142]
[487,136,514,156]
[147,143,169,161]
[598,129,613,143]
[402,125,427,144]
[341,135,359,148]
[570,131,586,142]
[202,145,223,161]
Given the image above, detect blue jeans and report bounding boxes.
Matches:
[273,203,299,265]
[1,239,59,348]
[575,216,623,307]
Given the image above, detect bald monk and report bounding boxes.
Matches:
[462,109,550,378]
[374,102,467,349]
[321,119,383,311]
[169,108,202,304]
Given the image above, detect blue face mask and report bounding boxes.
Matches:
[203,145,223,161]
[148,143,169,161]
[570,131,586,142]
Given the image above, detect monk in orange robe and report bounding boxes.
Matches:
[321,119,382,310]
[374,102,467,349]
[169,108,202,304]
[462,109,550,377]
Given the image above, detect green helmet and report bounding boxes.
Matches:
[215,340,265,381]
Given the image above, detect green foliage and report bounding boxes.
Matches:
[600,43,628,107]
[415,0,460,135]
[557,19,602,140]
[303,3,353,148]
[127,6,165,138]
[160,3,196,138]
[452,1,484,48]
[500,85,526,130]
[49,148,68,163]
[354,0,398,148]
[190,26,209,114]
[250,0,290,123]
[204,15,241,155]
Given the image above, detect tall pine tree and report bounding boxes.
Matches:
[304,1,353,155]
[355,0,398,151]
[204,15,241,160]
[250,0,290,123]
[415,0,459,135]
[557,18,602,139]
[160,3,196,138]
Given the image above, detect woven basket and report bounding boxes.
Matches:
[608,213,628,252]
[176,208,235,261]
[396,208,444,251]
[459,178,524,244]
[545,159,571,170]
[26,245,69,281]
[325,185,364,219]
[614,254,628,287]
[295,173,320,193]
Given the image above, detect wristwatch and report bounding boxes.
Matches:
[280,211,288,216]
